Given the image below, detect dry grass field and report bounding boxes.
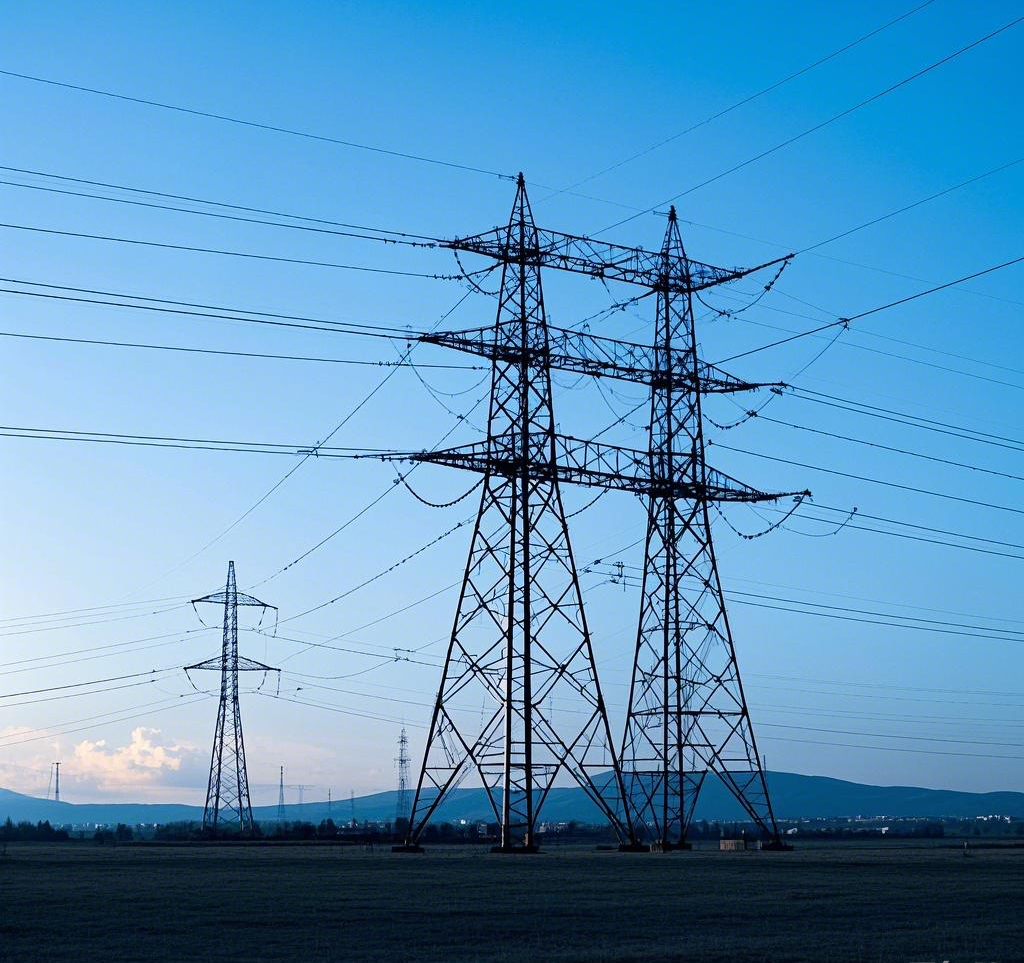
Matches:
[1,840,1021,962]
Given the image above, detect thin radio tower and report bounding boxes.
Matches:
[328,787,332,819]
[395,728,411,825]
[277,766,286,821]
[184,561,279,835]
[349,790,356,828]
[53,761,60,803]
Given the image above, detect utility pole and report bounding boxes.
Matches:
[328,787,332,819]
[277,766,286,821]
[184,562,279,836]
[53,762,60,803]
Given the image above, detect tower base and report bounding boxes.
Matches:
[650,840,692,853]
[391,844,425,853]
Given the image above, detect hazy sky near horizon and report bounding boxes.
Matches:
[2,0,1024,807]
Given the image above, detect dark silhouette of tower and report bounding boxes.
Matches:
[619,210,800,850]
[53,761,60,803]
[185,561,278,835]
[395,728,411,825]
[396,177,630,853]
[277,766,286,821]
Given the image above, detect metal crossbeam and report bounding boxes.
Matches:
[383,432,804,504]
[421,325,775,393]
[444,227,790,294]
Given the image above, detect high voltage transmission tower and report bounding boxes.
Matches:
[382,174,801,853]
[395,727,411,826]
[277,766,286,821]
[619,210,804,851]
[184,561,278,836]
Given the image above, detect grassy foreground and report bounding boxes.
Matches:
[1,840,1021,962]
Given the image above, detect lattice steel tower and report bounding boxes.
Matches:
[185,561,278,835]
[383,177,799,851]
[396,176,630,852]
[619,210,801,850]
[395,727,411,825]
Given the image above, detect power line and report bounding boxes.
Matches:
[0,628,209,673]
[548,0,937,197]
[751,672,1024,699]
[760,733,1024,761]
[790,387,1024,454]
[598,14,1024,233]
[0,330,481,370]
[0,69,512,180]
[774,504,1024,563]
[0,284,412,344]
[800,154,1024,253]
[0,171,441,246]
[718,304,1024,392]
[0,425,379,458]
[593,567,1024,644]
[0,600,187,637]
[0,594,188,627]
[0,221,464,280]
[0,667,180,700]
[758,414,1024,484]
[716,253,1024,364]
[0,693,209,749]
[713,440,1024,517]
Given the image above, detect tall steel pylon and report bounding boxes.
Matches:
[395,728,411,825]
[277,766,286,821]
[397,176,630,852]
[619,210,798,849]
[185,561,278,835]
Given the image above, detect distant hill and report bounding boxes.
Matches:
[3,772,1022,827]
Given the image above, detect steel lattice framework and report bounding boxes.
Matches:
[385,177,804,852]
[396,176,631,852]
[186,561,277,835]
[619,211,799,849]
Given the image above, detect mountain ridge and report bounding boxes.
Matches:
[3,771,1022,825]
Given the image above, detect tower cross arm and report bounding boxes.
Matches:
[191,589,274,608]
[443,226,791,294]
[420,326,779,394]
[379,434,807,503]
[185,655,279,672]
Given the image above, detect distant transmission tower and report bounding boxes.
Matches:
[349,790,356,828]
[395,728,411,824]
[277,766,286,821]
[619,210,803,850]
[328,787,332,818]
[184,561,279,835]
[53,761,60,803]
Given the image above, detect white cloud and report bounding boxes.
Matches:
[70,727,205,793]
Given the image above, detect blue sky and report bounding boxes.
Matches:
[2,0,1023,806]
